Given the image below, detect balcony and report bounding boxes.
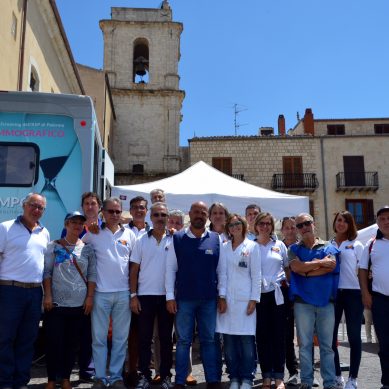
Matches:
[271,173,319,192]
[336,172,379,192]
[232,173,245,181]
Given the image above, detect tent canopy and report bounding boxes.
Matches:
[112,161,309,219]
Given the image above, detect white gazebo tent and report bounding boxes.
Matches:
[112,161,309,219]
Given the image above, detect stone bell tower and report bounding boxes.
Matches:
[100,0,185,184]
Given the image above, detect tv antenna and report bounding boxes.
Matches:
[233,103,248,135]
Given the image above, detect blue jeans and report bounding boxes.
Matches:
[223,334,256,384]
[332,289,363,377]
[372,292,389,386]
[0,285,42,389]
[294,302,336,388]
[175,299,220,384]
[91,291,131,384]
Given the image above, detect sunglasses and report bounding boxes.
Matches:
[296,220,313,229]
[228,221,242,228]
[105,209,122,215]
[152,212,168,218]
[26,203,45,211]
[282,216,295,221]
[258,221,272,227]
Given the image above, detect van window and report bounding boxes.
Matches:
[0,143,39,186]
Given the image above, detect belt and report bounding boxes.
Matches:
[0,280,41,288]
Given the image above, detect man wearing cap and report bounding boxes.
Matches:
[288,213,340,389]
[83,197,136,389]
[0,193,50,389]
[359,206,389,389]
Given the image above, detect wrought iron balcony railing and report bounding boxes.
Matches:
[271,173,319,192]
[336,172,378,191]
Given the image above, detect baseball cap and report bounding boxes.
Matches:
[64,211,86,222]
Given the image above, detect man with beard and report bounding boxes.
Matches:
[166,202,223,389]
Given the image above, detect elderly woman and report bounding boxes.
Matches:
[217,214,261,389]
[43,212,97,389]
[331,211,364,389]
[255,212,288,389]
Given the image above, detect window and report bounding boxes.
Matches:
[132,164,144,175]
[212,157,232,175]
[133,38,149,83]
[374,124,389,134]
[283,156,303,187]
[346,199,374,229]
[11,12,17,40]
[343,156,365,186]
[327,124,345,135]
[0,143,39,187]
[29,65,40,91]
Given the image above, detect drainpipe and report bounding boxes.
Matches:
[320,137,329,238]
[17,0,28,91]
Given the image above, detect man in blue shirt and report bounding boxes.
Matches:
[288,213,340,389]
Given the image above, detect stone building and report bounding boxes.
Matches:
[100,0,185,184]
[0,0,83,94]
[189,109,389,238]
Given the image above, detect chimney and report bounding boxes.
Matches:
[278,114,286,136]
[303,108,314,135]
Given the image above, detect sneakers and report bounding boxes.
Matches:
[345,378,358,389]
[136,376,151,389]
[111,380,127,389]
[286,373,299,386]
[313,377,320,387]
[160,376,173,389]
[335,375,345,389]
[92,379,107,389]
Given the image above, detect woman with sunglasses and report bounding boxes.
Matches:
[217,214,261,389]
[43,212,97,389]
[330,211,364,389]
[254,212,288,389]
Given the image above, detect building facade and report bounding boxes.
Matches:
[189,109,389,238]
[100,1,185,184]
[0,0,83,94]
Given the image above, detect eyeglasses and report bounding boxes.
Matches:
[228,221,242,228]
[152,212,168,218]
[105,209,122,215]
[26,203,45,211]
[296,220,313,229]
[258,221,272,227]
[131,205,146,210]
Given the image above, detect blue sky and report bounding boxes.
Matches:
[57,0,389,145]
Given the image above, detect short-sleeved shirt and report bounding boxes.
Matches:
[83,225,136,292]
[0,216,50,283]
[43,241,97,307]
[288,239,340,306]
[360,237,389,296]
[130,229,172,295]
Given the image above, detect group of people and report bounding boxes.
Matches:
[0,189,388,389]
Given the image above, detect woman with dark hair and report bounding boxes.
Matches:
[331,211,364,389]
[209,202,229,242]
[254,212,288,389]
[217,214,261,389]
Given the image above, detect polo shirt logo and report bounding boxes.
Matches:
[117,240,129,247]
[205,249,213,255]
[271,247,280,253]
[345,245,354,250]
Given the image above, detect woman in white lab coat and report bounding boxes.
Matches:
[217,214,261,389]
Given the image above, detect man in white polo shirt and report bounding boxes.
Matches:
[83,197,136,389]
[359,206,389,389]
[0,193,50,389]
[130,202,174,389]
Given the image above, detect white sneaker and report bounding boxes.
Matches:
[335,375,345,389]
[286,373,299,386]
[229,381,240,389]
[313,377,320,387]
[345,378,358,389]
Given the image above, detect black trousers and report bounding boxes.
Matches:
[137,295,174,380]
[44,306,85,381]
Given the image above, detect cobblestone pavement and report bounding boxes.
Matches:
[29,326,381,389]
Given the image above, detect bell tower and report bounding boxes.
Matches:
[100,0,185,184]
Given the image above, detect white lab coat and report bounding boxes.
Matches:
[216,238,261,335]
